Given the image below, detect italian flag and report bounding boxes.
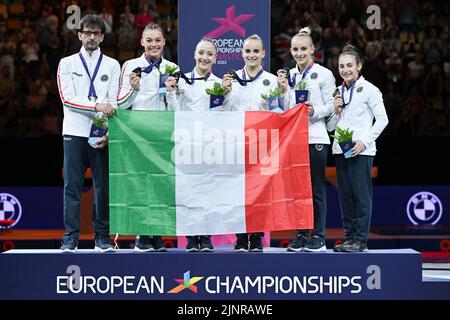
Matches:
[109,106,313,236]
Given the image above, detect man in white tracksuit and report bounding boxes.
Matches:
[57,14,120,252]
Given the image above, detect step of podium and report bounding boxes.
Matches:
[1,229,449,253]
[2,247,446,300]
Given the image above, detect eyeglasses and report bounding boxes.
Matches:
[80,31,102,37]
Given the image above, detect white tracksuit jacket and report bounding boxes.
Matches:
[57,47,120,137]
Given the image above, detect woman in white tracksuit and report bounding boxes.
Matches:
[222,35,279,112]
[117,23,179,252]
[165,39,222,111]
[222,34,279,252]
[277,27,336,252]
[165,38,222,252]
[327,44,389,252]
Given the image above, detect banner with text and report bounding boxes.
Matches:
[178,0,271,77]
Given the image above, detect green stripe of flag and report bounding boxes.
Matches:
[109,109,176,235]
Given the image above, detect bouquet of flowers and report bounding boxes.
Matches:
[159,64,178,96]
[294,79,309,104]
[261,87,284,113]
[331,125,354,158]
[295,79,308,90]
[88,113,108,146]
[163,65,178,76]
[205,82,227,109]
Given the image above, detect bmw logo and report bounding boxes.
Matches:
[263,79,270,86]
[0,193,22,228]
[406,191,443,225]
[310,72,318,80]
[101,74,109,82]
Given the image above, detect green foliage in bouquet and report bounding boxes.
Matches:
[295,79,309,90]
[163,65,178,75]
[93,115,108,128]
[261,87,283,100]
[205,82,228,96]
[331,126,353,143]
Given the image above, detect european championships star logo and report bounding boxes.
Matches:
[203,5,255,38]
[167,271,204,293]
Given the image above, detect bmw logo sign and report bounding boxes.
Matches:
[406,191,443,225]
[0,193,22,228]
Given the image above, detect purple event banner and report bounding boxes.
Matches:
[178,0,271,77]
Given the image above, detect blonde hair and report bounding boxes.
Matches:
[293,27,313,43]
[244,34,264,50]
[196,38,217,53]
[298,27,311,36]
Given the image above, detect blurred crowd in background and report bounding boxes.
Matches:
[0,0,448,137]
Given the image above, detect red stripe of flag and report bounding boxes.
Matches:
[244,105,313,232]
